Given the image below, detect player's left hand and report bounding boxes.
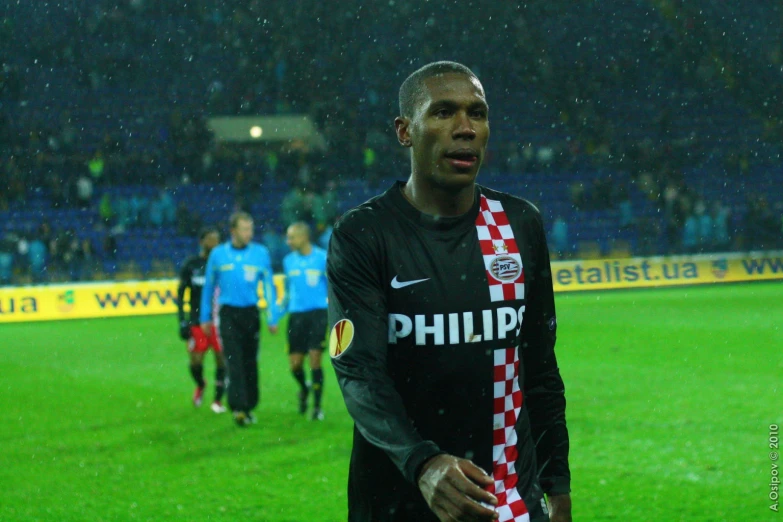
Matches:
[417,454,498,521]
[547,493,572,521]
[268,325,279,335]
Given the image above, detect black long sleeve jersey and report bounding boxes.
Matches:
[327,182,570,522]
[177,255,207,325]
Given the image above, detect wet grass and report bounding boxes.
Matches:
[1,281,780,521]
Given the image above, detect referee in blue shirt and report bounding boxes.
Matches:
[201,211,279,427]
[282,222,328,420]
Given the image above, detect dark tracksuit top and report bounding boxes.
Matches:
[177,255,207,325]
[327,181,570,522]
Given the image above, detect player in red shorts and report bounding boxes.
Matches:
[177,227,227,413]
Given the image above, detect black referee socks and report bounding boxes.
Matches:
[292,368,307,392]
[214,367,226,402]
[311,369,323,408]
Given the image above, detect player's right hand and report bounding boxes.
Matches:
[201,322,213,338]
[417,454,498,521]
[179,321,191,340]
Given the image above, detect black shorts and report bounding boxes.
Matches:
[287,309,328,354]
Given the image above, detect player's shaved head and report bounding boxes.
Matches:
[398,61,480,119]
[394,60,489,198]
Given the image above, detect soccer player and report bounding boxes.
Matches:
[327,62,571,522]
[281,222,328,420]
[176,227,227,414]
[200,211,279,427]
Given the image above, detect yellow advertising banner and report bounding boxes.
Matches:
[0,275,287,324]
[551,252,783,291]
[0,253,780,323]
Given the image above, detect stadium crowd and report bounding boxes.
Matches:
[1,0,783,284]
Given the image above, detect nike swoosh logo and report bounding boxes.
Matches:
[390,276,430,289]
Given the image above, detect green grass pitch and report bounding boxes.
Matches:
[1,282,780,521]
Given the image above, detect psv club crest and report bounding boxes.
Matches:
[489,255,522,282]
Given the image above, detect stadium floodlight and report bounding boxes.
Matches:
[208,115,325,149]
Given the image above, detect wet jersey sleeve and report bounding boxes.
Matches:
[327,219,442,484]
[260,248,279,327]
[177,259,192,323]
[279,255,291,316]
[520,212,571,496]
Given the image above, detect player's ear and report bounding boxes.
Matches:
[394,117,412,148]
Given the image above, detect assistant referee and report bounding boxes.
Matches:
[200,211,280,427]
[282,222,328,421]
